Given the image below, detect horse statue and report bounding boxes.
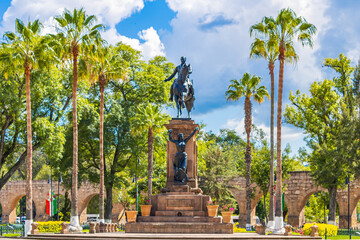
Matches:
[172,63,195,118]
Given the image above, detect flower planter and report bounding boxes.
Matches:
[207,205,219,217]
[221,211,233,223]
[125,211,138,223]
[140,205,152,216]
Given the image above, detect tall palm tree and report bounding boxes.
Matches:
[80,44,126,222]
[2,19,49,234]
[267,8,316,228]
[225,73,269,229]
[54,8,103,231]
[131,104,170,202]
[249,19,298,226]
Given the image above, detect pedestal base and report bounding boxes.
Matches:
[125,222,233,234]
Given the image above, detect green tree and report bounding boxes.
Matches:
[225,73,269,227]
[249,19,298,223]
[80,43,126,222]
[284,54,356,224]
[54,8,103,230]
[2,18,53,228]
[266,8,317,222]
[131,103,170,202]
[198,143,237,207]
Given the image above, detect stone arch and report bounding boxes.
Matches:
[79,193,99,224]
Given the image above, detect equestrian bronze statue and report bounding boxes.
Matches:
[164,56,195,118]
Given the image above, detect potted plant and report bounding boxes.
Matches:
[206,199,219,217]
[140,196,152,217]
[125,205,138,223]
[221,205,235,223]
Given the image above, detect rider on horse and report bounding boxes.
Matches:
[164,56,192,107]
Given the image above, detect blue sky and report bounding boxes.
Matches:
[1,0,360,156]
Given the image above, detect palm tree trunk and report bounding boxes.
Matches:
[70,46,80,229]
[269,62,275,223]
[264,194,268,223]
[99,79,105,222]
[275,46,285,219]
[244,97,252,226]
[148,127,154,202]
[25,63,33,226]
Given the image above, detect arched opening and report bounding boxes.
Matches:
[52,193,70,221]
[255,192,267,225]
[16,196,36,222]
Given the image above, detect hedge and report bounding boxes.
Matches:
[37,221,69,233]
[303,223,338,236]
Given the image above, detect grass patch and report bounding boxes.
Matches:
[325,236,360,239]
[3,233,21,237]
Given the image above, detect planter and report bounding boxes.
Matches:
[221,211,233,223]
[125,211,138,223]
[140,205,152,216]
[207,205,219,217]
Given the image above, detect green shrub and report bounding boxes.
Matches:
[303,223,337,236]
[37,221,69,233]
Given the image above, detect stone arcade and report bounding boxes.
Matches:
[125,119,233,234]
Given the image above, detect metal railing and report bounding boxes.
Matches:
[0,224,25,237]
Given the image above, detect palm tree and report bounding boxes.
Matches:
[249,18,297,226]
[225,73,269,228]
[54,8,103,231]
[131,104,170,202]
[80,44,126,222]
[267,8,316,227]
[2,19,49,234]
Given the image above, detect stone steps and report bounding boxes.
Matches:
[125,222,233,234]
[27,232,322,240]
[138,216,221,223]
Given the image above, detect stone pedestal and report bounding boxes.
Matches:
[125,119,232,234]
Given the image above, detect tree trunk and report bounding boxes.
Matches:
[268,61,275,222]
[70,46,80,227]
[99,77,105,222]
[264,194,268,223]
[244,97,252,226]
[104,181,113,221]
[328,186,337,224]
[275,45,285,218]
[148,127,154,202]
[25,63,32,223]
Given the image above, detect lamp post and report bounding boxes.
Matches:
[57,173,63,221]
[346,176,351,239]
[323,191,326,223]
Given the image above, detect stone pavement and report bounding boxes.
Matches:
[26,232,322,240]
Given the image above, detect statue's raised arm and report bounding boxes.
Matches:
[168,129,177,143]
[184,127,199,143]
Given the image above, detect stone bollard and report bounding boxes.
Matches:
[100,222,106,233]
[113,223,118,232]
[89,222,96,234]
[61,222,69,234]
[31,222,39,235]
[95,223,100,233]
[284,225,292,236]
[255,224,265,235]
[111,223,115,232]
[311,225,319,237]
[106,223,111,232]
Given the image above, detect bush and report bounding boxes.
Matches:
[37,221,69,233]
[303,223,337,236]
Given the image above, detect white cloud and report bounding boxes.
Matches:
[0,0,165,60]
[1,0,144,30]
[102,27,165,60]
